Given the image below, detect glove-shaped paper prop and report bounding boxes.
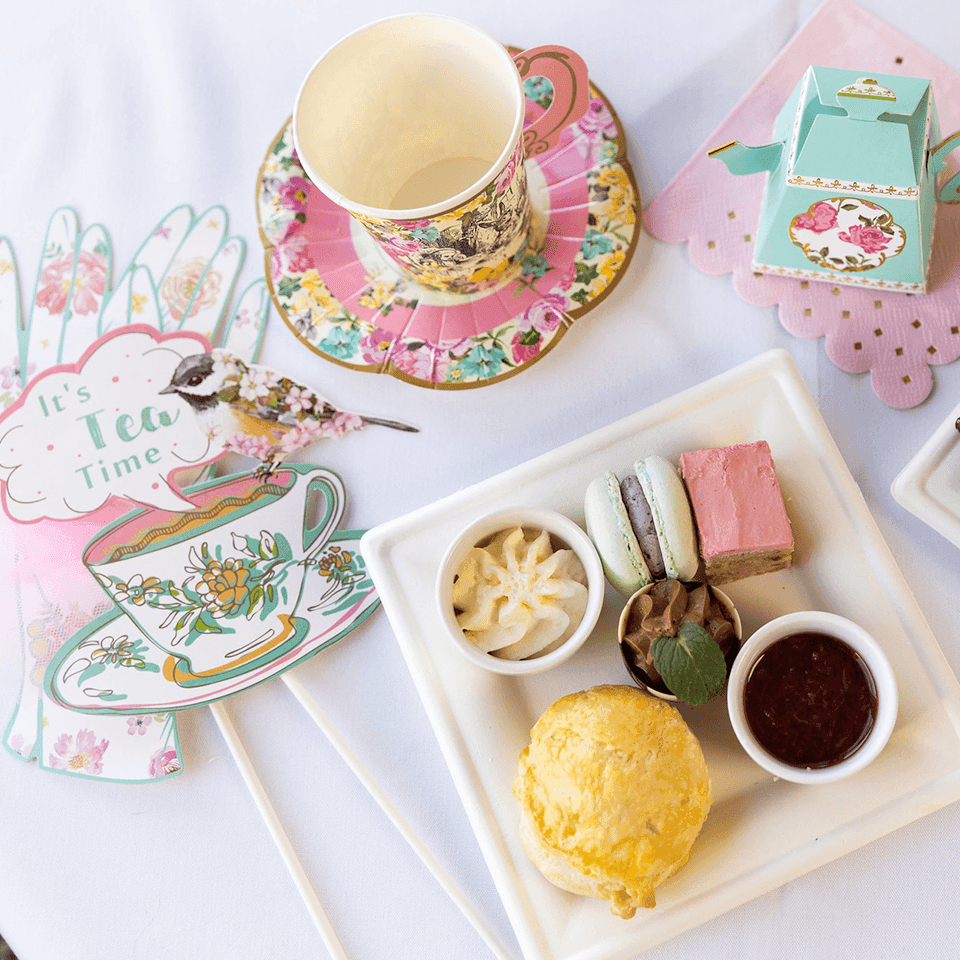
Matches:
[0,205,269,781]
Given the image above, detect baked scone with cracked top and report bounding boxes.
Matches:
[514,685,711,916]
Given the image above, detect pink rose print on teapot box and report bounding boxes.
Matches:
[789,197,907,273]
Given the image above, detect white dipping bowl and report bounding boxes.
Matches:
[727,611,898,785]
[436,507,605,675]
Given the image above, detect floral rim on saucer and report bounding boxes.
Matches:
[256,73,639,389]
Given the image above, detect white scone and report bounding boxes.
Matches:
[513,685,712,917]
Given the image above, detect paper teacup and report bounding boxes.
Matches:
[84,464,345,684]
[292,14,590,294]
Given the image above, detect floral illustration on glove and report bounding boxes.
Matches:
[161,256,223,321]
[48,728,109,775]
[35,248,109,316]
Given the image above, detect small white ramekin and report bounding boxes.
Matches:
[727,611,898,784]
[435,507,605,675]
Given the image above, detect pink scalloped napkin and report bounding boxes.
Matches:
[644,0,960,408]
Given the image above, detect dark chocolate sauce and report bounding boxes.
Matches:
[743,632,877,769]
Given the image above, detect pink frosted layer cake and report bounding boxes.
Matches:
[679,441,793,585]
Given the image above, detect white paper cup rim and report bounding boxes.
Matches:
[292,13,525,220]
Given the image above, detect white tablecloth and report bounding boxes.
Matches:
[3,1,960,958]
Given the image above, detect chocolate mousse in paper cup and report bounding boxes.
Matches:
[618,579,742,704]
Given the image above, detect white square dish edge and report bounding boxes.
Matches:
[892,397,960,549]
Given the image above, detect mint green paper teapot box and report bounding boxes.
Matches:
[710,66,960,293]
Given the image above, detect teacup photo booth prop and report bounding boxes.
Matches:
[84,464,346,684]
[710,65,960,293]
[292,13,590,294]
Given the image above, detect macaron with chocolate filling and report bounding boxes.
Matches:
[620,472,665,580]
[634,455,699,582]
[584,455,699,595]
[584,472,653,595]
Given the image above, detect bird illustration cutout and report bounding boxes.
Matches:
[1,330,418,522]
[161,350,417,478]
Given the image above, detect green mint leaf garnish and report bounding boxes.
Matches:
[651,621,727,706]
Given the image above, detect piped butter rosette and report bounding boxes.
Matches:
[452,527,589,660]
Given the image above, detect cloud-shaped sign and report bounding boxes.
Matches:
[0,326,217,522]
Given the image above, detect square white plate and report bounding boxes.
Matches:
[361,349,960,960]
[892,398,960,548]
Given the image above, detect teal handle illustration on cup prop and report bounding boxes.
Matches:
[290,465,349,617]
[300,467,346,557]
